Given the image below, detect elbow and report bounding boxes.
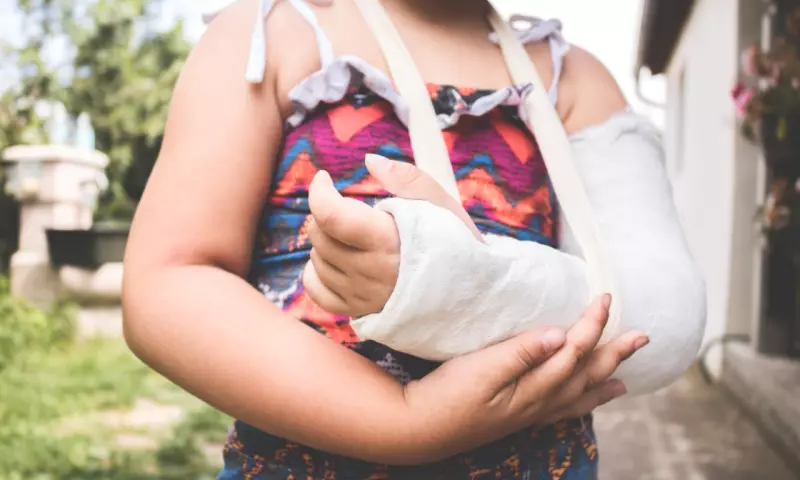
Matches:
[655,259,708,355]
[120,266,157,363]
[120,256,178,365]
[613,259,707,396]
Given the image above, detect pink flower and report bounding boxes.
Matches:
[742,44,764,76]
[731,83,755,115]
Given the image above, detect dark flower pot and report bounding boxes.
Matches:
[46,224,129,269]
[760,226,800,358]
[760,113,800,179]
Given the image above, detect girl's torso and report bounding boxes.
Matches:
[219,1,597,478]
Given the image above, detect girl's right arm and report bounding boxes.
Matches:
[122,0,421,464]
[122,0,641,465]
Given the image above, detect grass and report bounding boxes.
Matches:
[0,338,232,480]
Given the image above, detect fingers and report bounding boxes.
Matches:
[465,328,568,395]
[561,294,613,363]
[507,329,568,377]
[309,248,348,295]
[540,379,627,424]
[307,219,357,272]
[365,155,484,241]
[307,247,389,317]
[537,330,648,414]
[302,261,349,315]
[308,170,396,249]
[308,213,398,288]
[514,295,611,401]
[580,331,649,389]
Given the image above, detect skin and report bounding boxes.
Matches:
[122,0,646,467]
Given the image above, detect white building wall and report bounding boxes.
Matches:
[663,0,752,376]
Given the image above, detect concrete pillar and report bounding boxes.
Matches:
[2,144,108,306]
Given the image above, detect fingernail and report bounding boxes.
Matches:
[365,154,393,173]
[634,335,650,350]
[313,170,333,184]
[541,329,567,353]
[601,294,612,310]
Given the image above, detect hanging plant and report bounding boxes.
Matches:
[732,6,800,239]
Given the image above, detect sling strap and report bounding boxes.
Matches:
[352,0,622,340]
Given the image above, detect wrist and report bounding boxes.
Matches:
[393,380,488,465]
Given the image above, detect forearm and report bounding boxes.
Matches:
[350,203,590,361]
[561,112,706,394]
[354,113,706,394]
[123,264,443,464]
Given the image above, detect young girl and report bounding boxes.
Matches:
[122,0,656,478]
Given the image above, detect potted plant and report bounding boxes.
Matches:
[732,9,800,356]
[732,10,800,259]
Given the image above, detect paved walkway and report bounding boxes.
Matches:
[594,366,797,480]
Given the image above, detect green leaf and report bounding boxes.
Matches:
[777,116,789,140]
[2,0,192,222]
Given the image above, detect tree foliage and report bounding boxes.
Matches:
[1,0,191,221]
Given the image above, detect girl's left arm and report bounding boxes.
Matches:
[305,48,707,396]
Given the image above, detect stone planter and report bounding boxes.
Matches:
[1,144,109,306]
[45,224,129,269]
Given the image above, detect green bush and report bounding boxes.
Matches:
[0,277,227,478]
[0,338,226,479]
[0,277,76,371]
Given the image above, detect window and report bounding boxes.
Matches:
[673,66,688,177]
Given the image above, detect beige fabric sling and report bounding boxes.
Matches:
[353,0,460,199]
[352,0,622,341]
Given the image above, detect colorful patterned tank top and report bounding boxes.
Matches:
[218,3,598,479]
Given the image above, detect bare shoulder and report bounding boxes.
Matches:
[129,0,288,276]
[201,0,326,117]
[557,45,628,134]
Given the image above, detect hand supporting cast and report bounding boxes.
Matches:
[303,113,707,397]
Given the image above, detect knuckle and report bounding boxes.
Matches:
[567,343,588,365]
[595,351,619,376]
[585,354,617,386]
[619,342,638,362]
[594,347,627,380]
[316,209,340,232]
[602,390,618,405]
[514,343,543,370]
[612,347,628,366]
[352,286,373,304]
[583,378,595,392]
[522,399,549,421]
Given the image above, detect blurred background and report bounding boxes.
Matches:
[0,0,798,478]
